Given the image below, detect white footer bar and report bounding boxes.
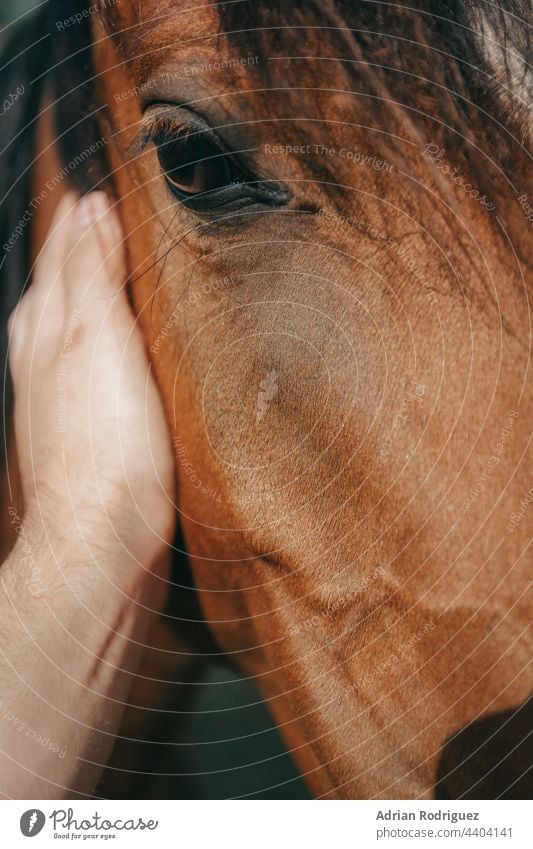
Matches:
[2,799,530,848]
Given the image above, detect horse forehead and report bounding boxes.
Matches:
[107,0,218,32]
[103,0,351,92]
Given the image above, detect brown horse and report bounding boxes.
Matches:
[1,0,531,798]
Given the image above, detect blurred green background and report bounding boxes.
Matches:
[0,0,38,46]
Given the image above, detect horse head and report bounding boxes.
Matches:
[3,0,531,798]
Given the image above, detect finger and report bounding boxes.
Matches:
[10,192,79,368]
[7,305,24,378]
[30,191,78,297]
[63,192,126,312]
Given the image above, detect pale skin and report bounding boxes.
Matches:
[0,191,175,798]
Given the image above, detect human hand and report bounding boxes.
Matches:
[8,191,176,574]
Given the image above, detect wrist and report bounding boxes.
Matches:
[18,500,157,591]
[8,523,168,647]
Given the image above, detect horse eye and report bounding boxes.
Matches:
[156,133,239,199]
[143,113,290,212]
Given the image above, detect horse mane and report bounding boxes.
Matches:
[217,1,531,183]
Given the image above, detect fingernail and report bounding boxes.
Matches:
[72,192,110,230]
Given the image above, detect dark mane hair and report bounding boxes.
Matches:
[217,1,531,180]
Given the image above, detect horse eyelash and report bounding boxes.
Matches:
[126,115,195,161]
